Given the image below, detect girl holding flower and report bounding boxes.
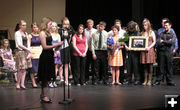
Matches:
[108,25,123,85]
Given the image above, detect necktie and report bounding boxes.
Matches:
[98,31,102,49]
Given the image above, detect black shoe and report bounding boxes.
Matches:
[40,96,52,103]
[167,82,176,86]
[153,81,160,85]
[134,81,141,85]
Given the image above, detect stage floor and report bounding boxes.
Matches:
[0,75,180,110]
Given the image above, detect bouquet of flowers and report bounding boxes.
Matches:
[113,35,130,56]
[107,37,114,55]
[118,35,129,43]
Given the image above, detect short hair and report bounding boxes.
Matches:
[114,19,122,24]
[99,21,106,27]
[111,25,120,31]
[87,19,94,24]
[162,18,170,22]
[164,20,172,25]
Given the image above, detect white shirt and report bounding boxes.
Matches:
[108,28,126,37]
[15,31,29,50]
[84,28,97,43]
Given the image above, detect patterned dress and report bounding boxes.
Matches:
[15,34,32,70]
[108,36,123,66]
[0,49,15,69]
[141,31,156,64]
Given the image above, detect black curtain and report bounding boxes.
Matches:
[66,0,132,31]
[66,0,179,44]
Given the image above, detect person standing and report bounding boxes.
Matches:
[157,18,178,54]
[73,24,88,86]
[108,26,123,85]
[84,19,97,84]
[154,21,176,86]
[91,21,109,85]
[28,22,40,88]
[49,21,62,88]
[124,21,141,85]
[38,17,63,103]
[58,17,75,85]
[15,20,32,89]
[140,19,156,86]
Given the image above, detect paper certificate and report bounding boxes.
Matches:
[31,46,42,59]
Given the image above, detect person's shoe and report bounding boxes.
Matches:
[134,81,141,85]
[32,84,38,88]
[167,82,176,86]
[153,81,160,85]
[16,84,21,90]
[53,82,57,88]
[111,81,115,85]
[116,82,122,85]
[20,86,26,90]
[49,83,54,88]
[41,96,52,103]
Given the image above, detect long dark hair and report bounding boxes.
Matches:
[76,24,85,37]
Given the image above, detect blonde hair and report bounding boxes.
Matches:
[142,18,152,36]
[40,17,52,36]
[51,22,58,33]
[87,19,94,24]
[1,39,10,51]
[61,17,70,25]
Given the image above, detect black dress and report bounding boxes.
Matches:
[38,36,55,87]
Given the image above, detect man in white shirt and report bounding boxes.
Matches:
[108,19,126,37]
[84,19,97,85]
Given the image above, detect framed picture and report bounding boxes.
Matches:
[129,36,148,51]
[31,46,42,59]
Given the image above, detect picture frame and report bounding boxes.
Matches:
[129,36,149,51]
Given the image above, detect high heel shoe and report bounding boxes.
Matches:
[20,85,26,90]
[40,96,52,103]
[116,82,122,85]
[111,81,115,85]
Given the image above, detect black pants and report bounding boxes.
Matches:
[93,50,108,83]
[126,51,141,82]
[156,50,173,83]
[85,49,94,81]
[73,56,86,85]
[119,48,127,82]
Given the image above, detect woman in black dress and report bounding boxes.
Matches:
[38,17,63,103]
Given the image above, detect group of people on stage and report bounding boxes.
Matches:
[0,17,178,102]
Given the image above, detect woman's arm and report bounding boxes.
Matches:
[83,38,88,56]
[15,31,30,52]
[146,31,156,51]
[40,31,63,50]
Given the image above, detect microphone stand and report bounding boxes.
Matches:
[59,29,70,105]
[65,46,75,103]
